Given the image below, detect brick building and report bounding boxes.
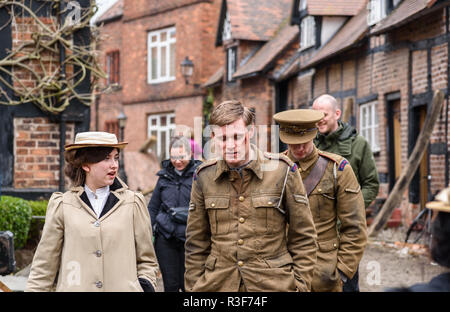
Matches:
[0,1,91,199]
[203,0,298,151]
[283,0,450,224]
[93,0,224,191]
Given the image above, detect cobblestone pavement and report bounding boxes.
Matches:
[359,227,449,292]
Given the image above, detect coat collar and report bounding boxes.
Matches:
[214,144,264,181]
[71,177,127,220]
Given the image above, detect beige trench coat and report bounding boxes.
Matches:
[26,178,159,292]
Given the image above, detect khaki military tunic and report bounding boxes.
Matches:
[286,146,367,292]
[185,145,318,292]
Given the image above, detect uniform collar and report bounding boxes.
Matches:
[214,144,263,181]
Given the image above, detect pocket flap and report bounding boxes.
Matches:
[293,194,308,205]
[205,197,229,209]
[252,195,280,208]
[205,255,217,270]
[318,238,339,252]
[265,252,293,268]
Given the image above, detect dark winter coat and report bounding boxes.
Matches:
[387,272,450,292]
[148,159,201,242]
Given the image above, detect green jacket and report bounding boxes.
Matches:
[314,121,380,208]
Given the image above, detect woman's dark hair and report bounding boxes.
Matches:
[430,211,450,268]
[64,147,117,186]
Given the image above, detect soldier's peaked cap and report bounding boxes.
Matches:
[273,109,324,144]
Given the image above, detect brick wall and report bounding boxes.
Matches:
[12,16,73,95]
[14,117,74,189]
[293,8,449,224]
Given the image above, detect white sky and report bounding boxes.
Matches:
[91,0,119,25]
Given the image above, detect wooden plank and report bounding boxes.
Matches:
[368,90,445,237]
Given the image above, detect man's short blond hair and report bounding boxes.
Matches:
[209,100,254,127]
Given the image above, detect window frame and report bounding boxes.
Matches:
[359,101,380,153]
[222,11,232,42]
[147,27,176,84]
[227,46,237,82]
[300,15,316,50]
[106,50,120,85]
[367,0,387,26]
[299,0,307,11]
[147,112,176,160]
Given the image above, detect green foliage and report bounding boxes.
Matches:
[0,196,32,249]
[27,200,48,244]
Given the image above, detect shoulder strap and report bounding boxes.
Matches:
[303,156,329,196]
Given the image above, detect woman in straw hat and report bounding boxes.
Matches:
[26,132,159,292]
[387,188,450,292]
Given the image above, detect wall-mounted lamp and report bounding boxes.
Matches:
[180,56,194,85]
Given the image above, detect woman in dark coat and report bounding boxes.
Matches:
[148,136,201,292]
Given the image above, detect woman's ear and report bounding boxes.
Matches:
[82,164,90,173]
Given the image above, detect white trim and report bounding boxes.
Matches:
[147,112,176,160]
[300,16,316,50]
[367,0,387,26]
[222,11,232,42]
[147,27,176,84]
[227,47,236,82]
[359,101,380,153]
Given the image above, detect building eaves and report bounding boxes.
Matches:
[217,0,292,44]
[95,0,123,26]
[202,67,224,88]
[302,5,368,70]
[371,0,450,35]
[307,0,367,16]
[233,24,299,80]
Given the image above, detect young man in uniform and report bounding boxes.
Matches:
[184,100,318,292]
[273,109,367,292]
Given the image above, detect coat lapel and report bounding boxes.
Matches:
[98,178,126,221]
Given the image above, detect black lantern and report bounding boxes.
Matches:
[180,56,194,84]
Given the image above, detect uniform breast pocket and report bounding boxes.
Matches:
[310,183,336,221]
[204,197,231,235]
[252,195,283,234]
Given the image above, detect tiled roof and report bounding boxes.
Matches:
[96,0,123,25]
[303,4,368,69]
[227,0,292,41]
[202,67,224,88]
[371,0,445,35]
[307,0,367,16]
[233,24,299,79]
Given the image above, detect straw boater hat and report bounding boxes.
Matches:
[64,131,128,151]
[273,109,324,144]
[426,187,450,213]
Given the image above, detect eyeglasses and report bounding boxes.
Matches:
[171,155,189,161]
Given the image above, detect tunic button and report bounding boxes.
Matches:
[95,250,102,257]
[268,201,273,205]
[211,203,216,207]
[318,188,322,192]
[239,196,245,202]
[333,243,337,248]
[96,281,103,288]
[238,261,244,267]
[238,239,244,245]
[239,217,245,223]
[94,221,100,227]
